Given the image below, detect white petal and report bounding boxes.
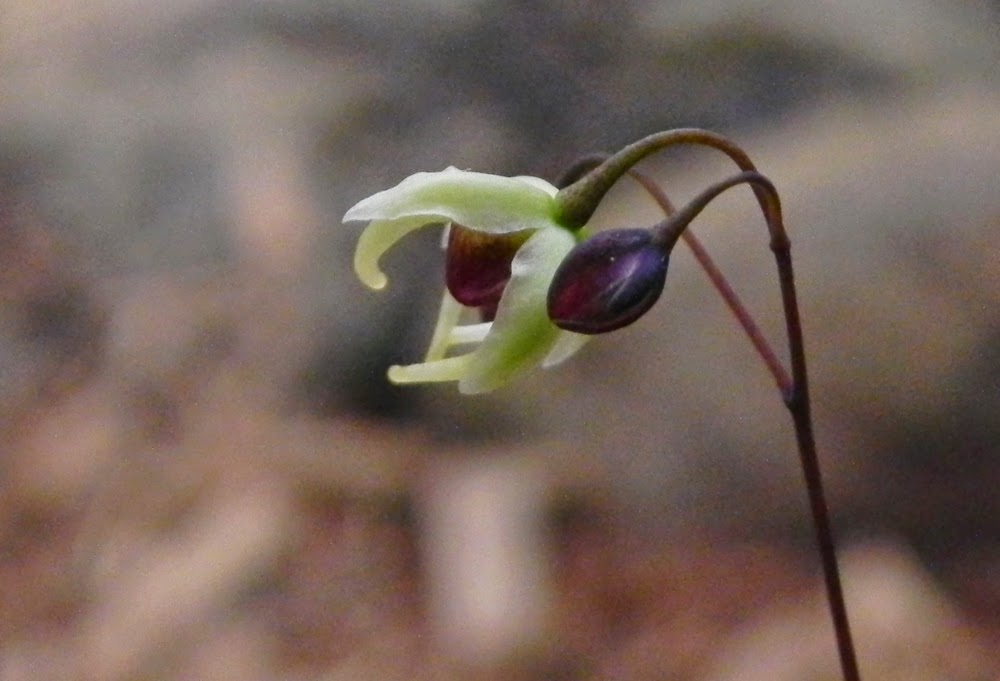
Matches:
[458,227,577,394]
[447,322,492,346]
[343,167,560,234]
[424,290,465,361]
[542,331,589,368]
[513,175,559,196]
[388,355,473,385]
[353,215,438,290]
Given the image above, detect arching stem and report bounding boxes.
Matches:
[557,152,861,681]
[627,170,791,394]
[554,129,779,242]
[555,156,789,393]
[655,170,860,681]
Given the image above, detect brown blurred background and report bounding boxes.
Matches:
[1,1,998,680]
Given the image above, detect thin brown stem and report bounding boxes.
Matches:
[626,170,792,394]
[554,151,791,394]
[656,169,861,681]
[554,129,780,239]
[556,145,860,681]
[775,248,861,681]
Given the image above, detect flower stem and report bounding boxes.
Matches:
[774,248,862,681]
[626,170,791,394]
[554,129,778,236]
[558,150,860,681]
[659,170,861,681]
[555,158,790,394]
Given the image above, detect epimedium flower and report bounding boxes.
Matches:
[343,166,589,394]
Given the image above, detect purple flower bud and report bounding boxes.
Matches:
[445,224,532,310]
[547,228,668,334]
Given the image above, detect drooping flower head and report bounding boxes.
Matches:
[342,131,745,393]
[343,167,589,394]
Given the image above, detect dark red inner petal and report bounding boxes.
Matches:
[445,225,532,307]
[478,301,500,322]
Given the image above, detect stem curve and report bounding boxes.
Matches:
[554,150,860,681]
[653,169,860,681]
[554,129,783,252]
[636,171,791,394]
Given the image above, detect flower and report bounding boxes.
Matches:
[343,166,588,394]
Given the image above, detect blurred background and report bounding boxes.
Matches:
[1,1,998,679]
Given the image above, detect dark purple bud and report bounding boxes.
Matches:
[446,224,532,308]
[547,228,668,334]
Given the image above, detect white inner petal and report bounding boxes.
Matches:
[388,355,473,385]
[425,290,465,361]
[448,323,492,346]
[542,331,590,368]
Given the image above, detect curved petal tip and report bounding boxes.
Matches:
[352,216,438,290]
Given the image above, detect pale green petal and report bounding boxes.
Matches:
[513,175,559,196]
[424,290,465,361]
[542,331,590,368]
[447,323,492,346]
[353,215,439,289]
[388,355,473,385]
[458,227,577,394]
[343,167,560,234]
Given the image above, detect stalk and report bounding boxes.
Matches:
[557,138,861,681]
